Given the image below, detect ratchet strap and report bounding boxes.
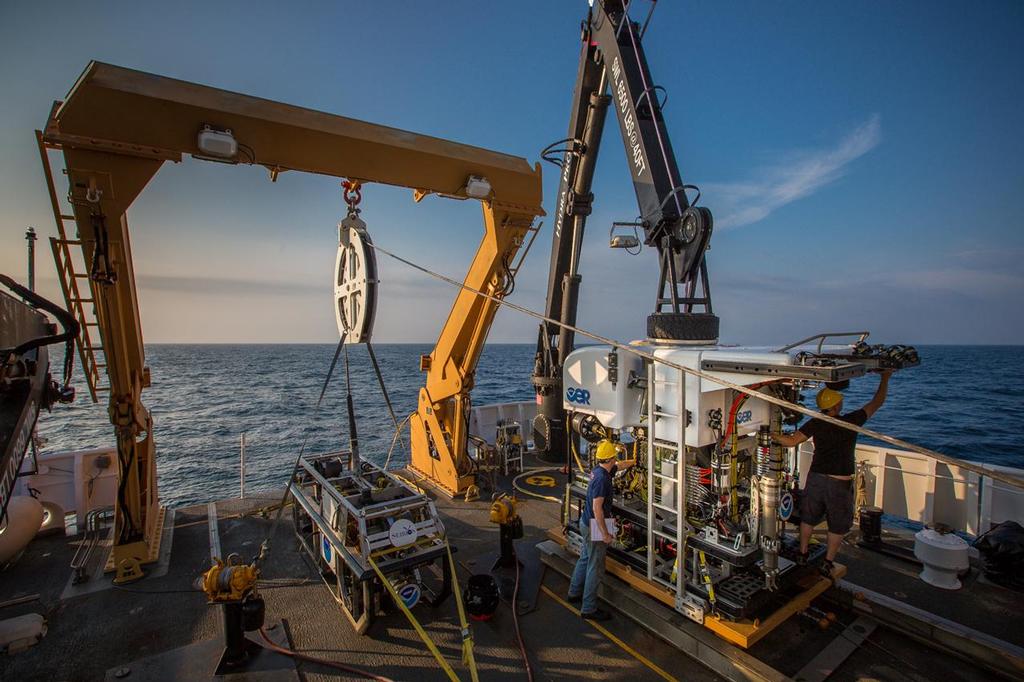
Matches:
[367,542,478,682]
[697,550,716,606]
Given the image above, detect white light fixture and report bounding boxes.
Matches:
[464,175,492,199]
[197,125,238,159]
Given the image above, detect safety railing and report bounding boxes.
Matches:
[798,442,1024,537]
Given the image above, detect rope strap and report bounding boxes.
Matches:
[367,541,478,682]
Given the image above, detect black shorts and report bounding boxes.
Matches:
[800,472,854,534]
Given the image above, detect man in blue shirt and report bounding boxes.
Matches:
[567,439,636,621]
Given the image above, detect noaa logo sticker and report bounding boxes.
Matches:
[398,582,421,609]
[322,536,333,563]
[779,492,794,521]
[389,518,418,548]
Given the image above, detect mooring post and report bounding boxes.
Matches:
[25,227,36,292]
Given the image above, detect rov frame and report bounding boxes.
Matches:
[289,452,452,634]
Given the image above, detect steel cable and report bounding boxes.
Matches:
[363,239,1024,490]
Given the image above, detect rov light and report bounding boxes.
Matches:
[464,175,492,199]
[196,125,238,159]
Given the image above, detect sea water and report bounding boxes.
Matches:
[35,344,1024,508]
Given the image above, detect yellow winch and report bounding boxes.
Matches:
[202,554,259,602]
[489,493,519,526]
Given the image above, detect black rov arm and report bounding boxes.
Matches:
[531,1,718,460]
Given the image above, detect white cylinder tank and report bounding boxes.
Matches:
[0,496,45,565]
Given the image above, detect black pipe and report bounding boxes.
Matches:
[0,273,79,360]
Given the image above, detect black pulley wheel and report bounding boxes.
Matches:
[647,312,720,342]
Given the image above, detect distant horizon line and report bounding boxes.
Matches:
[139,341,1024,347]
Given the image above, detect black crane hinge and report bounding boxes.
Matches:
[567,191,594,217]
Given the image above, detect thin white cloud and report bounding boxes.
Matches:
[706,114,881,230]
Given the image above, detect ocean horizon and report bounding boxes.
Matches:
[35,343,1024,508]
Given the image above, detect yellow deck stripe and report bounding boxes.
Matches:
[540,585,678,682]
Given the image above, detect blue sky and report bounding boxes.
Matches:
[1,1,1021,345]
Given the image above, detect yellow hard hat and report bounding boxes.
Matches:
[816,388,843,411]
[595,440,621,461]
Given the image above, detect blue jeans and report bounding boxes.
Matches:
[568,518,607,614]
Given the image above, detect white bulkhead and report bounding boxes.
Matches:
[562,346,645,430]
[653,347,793,446]
[562,344,793,443]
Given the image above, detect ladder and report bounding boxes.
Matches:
[646,360,687,602]
[37,131,109,403]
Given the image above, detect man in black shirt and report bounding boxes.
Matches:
[774,370,892,575]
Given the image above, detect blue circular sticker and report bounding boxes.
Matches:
[322,536,333,563]
[398,583,421,609]
[779,492,794,521]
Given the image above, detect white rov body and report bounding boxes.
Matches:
[562,344,793,444]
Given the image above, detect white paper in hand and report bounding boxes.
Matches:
[590,518,618,543]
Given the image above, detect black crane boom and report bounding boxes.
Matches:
[532,1,718,461]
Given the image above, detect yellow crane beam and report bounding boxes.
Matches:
[40,61,543,581]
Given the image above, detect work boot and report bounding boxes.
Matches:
[566,593,582,606]
[796,551,809,567]
[819,559,835,579]
[581,608,611,622]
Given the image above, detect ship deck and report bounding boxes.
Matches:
[2,452,1022,681]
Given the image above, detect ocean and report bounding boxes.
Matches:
[35,344,1024,508]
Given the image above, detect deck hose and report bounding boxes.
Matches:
[257,628,394,681]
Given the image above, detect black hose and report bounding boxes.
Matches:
[0,274,80,367]
[512,553,535,682]
[258,628,395,681]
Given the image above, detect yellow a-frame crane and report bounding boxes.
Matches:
[38,61,543,582]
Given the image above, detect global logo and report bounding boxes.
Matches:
[566,387,591,405]
[398,583,421,609]
[736,410,753,425]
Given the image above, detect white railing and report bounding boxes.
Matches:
[469,400,1024,537]
[468,400,538,449]
[18,447,118,521]
[799,443,1024,536]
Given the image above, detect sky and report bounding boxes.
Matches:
[1,1,1022,346]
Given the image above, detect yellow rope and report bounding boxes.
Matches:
[445,543,479,682]
[368,549,466,682]
[570,438,586,473]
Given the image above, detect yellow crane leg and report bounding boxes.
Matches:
[408,203,535,498]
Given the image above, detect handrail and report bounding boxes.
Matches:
[775,331,871,353]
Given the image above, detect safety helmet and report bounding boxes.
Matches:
[594,439,621,461]
[816,388,843,411]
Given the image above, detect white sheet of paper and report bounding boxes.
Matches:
[590,517,618,543]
